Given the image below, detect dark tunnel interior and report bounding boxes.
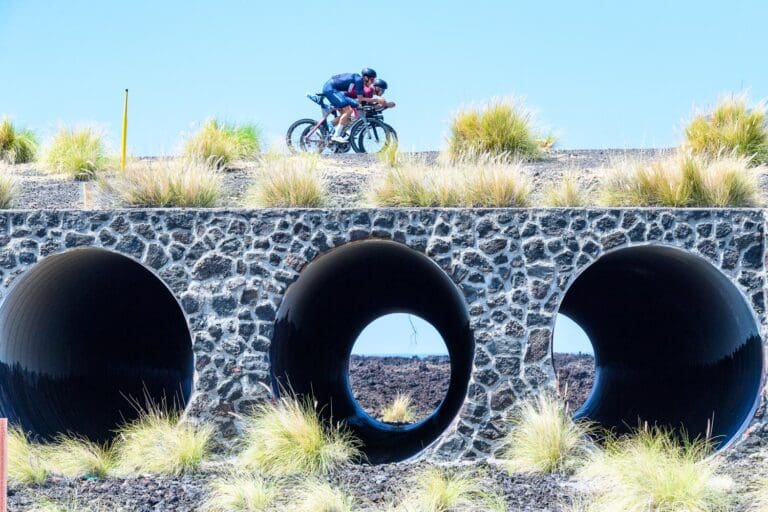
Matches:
[559,245,763,449]
[271,240,475,464]
[0,248,194,442]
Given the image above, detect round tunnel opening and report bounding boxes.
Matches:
[0,248,194,442]
[348,313,451,426]
[557,245,763,449]
[271,240,474,464]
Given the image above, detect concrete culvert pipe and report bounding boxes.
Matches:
[0,248,194,442]
[559,245,763,449]
[271,240,474,464]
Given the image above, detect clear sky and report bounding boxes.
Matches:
[352,313,592,356]
[2,1,767,155]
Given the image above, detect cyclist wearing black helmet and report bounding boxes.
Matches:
[372,79,396,108]
[322,67,378,142]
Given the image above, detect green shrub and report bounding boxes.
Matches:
[372,154,530,207]
[240,395,361,476]
[244,154,325,207]
[203,472,279,512]
[44,127,109,180]
[115,408,213,476]
[105,159,221,207]
[598,153,759,207]
[448,98,547,160]
[578,427,731,512]
[0,117,38,163]
[184,119,260,167]
[685,94,768,165]
[502,394,592,475]
[8,427,47,486]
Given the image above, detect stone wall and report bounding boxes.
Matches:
[0,208,763,461]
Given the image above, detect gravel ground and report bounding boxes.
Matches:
[0,148,702,210]
[553,353,595,413]
[8,461,576,511]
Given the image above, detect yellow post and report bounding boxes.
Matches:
[120,89,128,172]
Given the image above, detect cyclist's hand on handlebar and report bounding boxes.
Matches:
[386,101,396,108]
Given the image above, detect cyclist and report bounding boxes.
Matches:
[322,68,378,143]
[345,78,395,108]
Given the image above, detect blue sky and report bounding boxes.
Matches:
[2,0,767,155]
[352,313,592,356]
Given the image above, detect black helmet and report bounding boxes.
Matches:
[361,67,377,78]
[373,78,388,91]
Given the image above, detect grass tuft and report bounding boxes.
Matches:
[9,427,48,486]
[0,175,17,208]
[578,427,731,512]
[289,480,354,512]
[44,127,109,180]
[115,408,213,476]
[184,119,260,168]
[203,472,279,512]
[381,393,416,423]
[41,435,116,479]
[399,467,484,512]
[448,98,547,160]
[244,154,325,207]
[0,117,38,163]
[685,93,768,165]
[542,171,592,207]
[240,395,361,475]
[372,154,530,207]
[598,153,760,207]
[105,159,222,207]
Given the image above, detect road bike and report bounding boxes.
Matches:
[286,94,397,154]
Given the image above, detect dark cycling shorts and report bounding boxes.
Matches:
[323,81,359,108]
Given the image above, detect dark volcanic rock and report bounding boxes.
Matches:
[553,352,595,413]
[348,355,450,422]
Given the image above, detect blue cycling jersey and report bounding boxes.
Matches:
[327,73,364,97]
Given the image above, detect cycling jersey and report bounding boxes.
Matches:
[327,73,365,96]
[346,84,374,99]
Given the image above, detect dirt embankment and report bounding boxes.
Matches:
[553,353,595,413]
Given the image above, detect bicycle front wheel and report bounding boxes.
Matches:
[356,119,397,153]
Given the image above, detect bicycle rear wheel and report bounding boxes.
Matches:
[286,119,318,153]
[300,123,329,153]
[357,119,397,153]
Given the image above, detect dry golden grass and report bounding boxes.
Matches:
[104,159,222,207]
[240,395,361,475]
[448,98,547,160]
[0,117,37,163]
[381,393,416,423]
[685,93,768,165]
[184,119,260,168]
[578,427,731,512]
[0,174,17,208]
[372,154,530,207]
[244,154,325,207]
[396,467,488,512]
[114,408,213,476]
[598,153,760,207]
[288,480,355,512]
[502,394,592,475]
[44,126,110,180]
[41,435,115,479]
[203,472,279,512]
[542,171,593,207]
[8,427,48,486]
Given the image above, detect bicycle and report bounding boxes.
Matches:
[286,94,397,154]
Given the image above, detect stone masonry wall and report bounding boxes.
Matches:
[0,208,763,461]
